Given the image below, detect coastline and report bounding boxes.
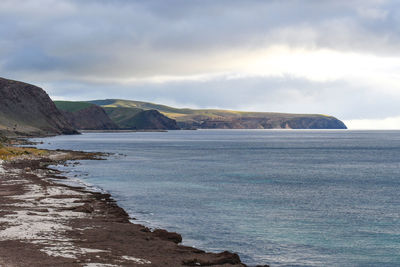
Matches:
[80,130,168,133]
[0,147,253,267]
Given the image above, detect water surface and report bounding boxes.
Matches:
[33,130,400,266]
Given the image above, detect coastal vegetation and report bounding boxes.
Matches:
[102,107,179,130]
[0,145,48,160]
[0,133,47,160]
[54,101,95,113]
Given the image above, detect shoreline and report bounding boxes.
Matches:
[79,130,168,133]
[0,147,256,267]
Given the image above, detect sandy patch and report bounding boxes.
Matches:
[121,256,151,264]
[0,169,93,259]
[84,264,120,267]
[0,160,4,174]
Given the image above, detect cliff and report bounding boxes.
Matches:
[54,101,179,130]
[179,115,347,129]
[91,99,347,130]
[55,102,118,130]
[0,77,77,136]
[103,107,180,130]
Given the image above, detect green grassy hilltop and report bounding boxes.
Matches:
[89,99,347,129]
[55,100,179,130]
[55,101,95,113]
[52,98,348,131]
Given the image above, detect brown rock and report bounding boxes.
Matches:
[73,203,94,213]
[183,251,243,266]
[0,77,78,136]
[60,105,118,130]
[153,229,183,244]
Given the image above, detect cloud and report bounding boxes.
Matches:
[38,73,400,123]
[345,116,400,130]
[1,0,400,128]
[1,0,400,79]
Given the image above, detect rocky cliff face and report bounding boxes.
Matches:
[181,115,347,129]
[104,107,179,130]
[0,77,77,136]
[90,99,347,130]
[129,110,180,130]
[60,105,118,130]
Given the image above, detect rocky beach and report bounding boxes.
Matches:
[0,146,248,267]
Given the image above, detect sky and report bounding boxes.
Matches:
[1,0,400,129]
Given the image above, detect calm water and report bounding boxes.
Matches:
[32,130,400,266]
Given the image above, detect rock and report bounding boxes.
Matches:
[104,107,180,130]
[73,203,94,213]
[0,77,78,136]
[59,104,119,130]
[153,229,182,244]
[191,115,347,129]
[182,251,243,266]
[36,208,49,213]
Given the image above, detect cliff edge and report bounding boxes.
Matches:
[0,77,77,136]
[91,99,347,130]
[55,101,119,130]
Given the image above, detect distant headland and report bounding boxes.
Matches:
[0,77,346,137]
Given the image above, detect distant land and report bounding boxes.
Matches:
[0,77,347,137]
[55,101,179,131]
[89,99,347,130]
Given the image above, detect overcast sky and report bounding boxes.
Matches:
[1,0,400,129]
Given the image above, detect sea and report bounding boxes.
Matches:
[31,130,400,267]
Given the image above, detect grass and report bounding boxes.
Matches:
[89,99,331,122]
[103,107,143,128]
[90,99,188,115]
[0,146,48,160]
[54,101,94,113]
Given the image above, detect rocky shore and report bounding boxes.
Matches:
[0,148,250,267]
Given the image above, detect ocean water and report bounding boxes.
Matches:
[32,130,400,266]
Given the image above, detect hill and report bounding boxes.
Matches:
[0,78,77,136]
[55,101,119,130]
[103,107,179,130]
[55,101,179,130]
[90,99,347,129]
